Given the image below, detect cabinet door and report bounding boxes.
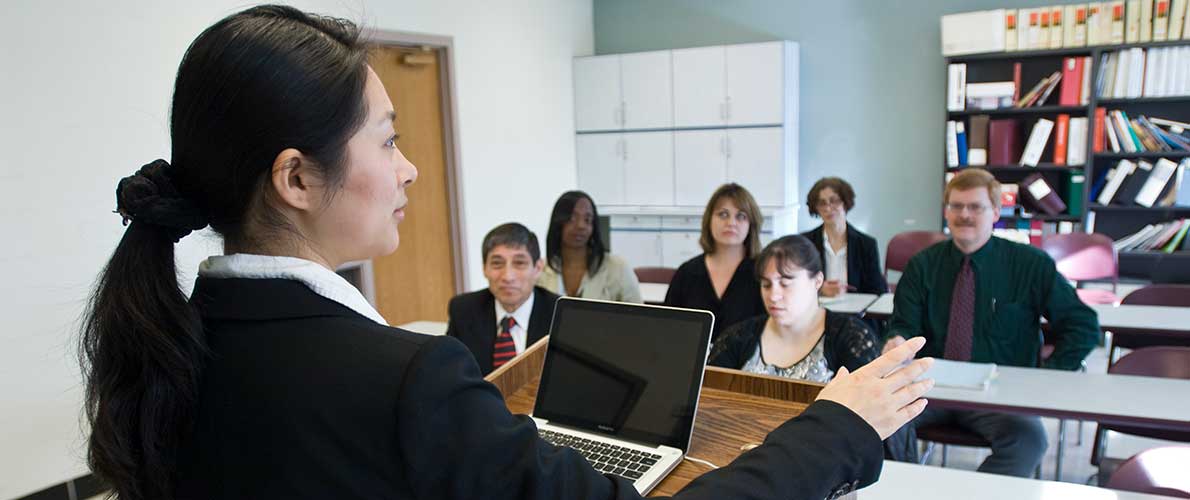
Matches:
[611,230,663,268]
[661,231,702,268]
[726,127,785,207]
[576,134,625,205]
[673,129,727,206]
[623,131,674,206]
[672,46,727,128]
[573,55,622,131]
[726,42,785,126]
[620,51,673,130]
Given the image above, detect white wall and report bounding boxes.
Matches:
[0,1,592,496]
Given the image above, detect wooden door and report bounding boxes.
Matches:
[368,46,457,323]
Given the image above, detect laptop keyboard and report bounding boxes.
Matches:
[538,429,661,482]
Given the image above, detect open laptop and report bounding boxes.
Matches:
[531,297,714,494]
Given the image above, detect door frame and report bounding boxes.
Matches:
[364,29,468,294]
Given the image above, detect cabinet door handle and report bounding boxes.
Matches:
[719,102,727,121]
[620,101,627,126]
[622,138,629,161]
[726,136,732,158]
[725,97,732,122]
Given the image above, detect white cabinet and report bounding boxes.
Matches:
[574,52,673,132]
[611,230,663,268]
[576,133,624,205]
[726,127,786,207]
[661,232,702,268]
[672,46,727,128]
[673,130,727,206]
[623,131,674,206]
[620,52,673,130]
[726,42,785,126]
[573,55,622,132]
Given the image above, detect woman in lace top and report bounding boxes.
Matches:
[708,234,917,462]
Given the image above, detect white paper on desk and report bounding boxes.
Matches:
[920,359,998,391]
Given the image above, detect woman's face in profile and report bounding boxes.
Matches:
[316,67,418,263]
[562,197,594,251]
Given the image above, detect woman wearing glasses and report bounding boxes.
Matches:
[800,177,888,297]
[664,183,768,341]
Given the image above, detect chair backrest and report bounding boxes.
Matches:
[1122,284,1190,307]
[884,231,949,279]
[634,266,676,285]
[1040,232,1118,284]
[1106,446,1190,498]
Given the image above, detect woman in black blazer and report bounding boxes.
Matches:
[78,6,933,500]
[664,183,767,341]
[801,177,888,296]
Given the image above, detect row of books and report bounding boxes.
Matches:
[1097,46,1190,97]
[947,115,1089,167]
[1113,217,1190,251]
[942,2,1190,55]
[1092,157,1190,205]
[1096,111,1190,152]
[947,57,1094,111]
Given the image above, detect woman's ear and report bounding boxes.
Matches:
[269,148,324,213]
[813,271,825,290]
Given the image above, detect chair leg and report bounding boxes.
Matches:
[1056,420,1066,482]
[941,444,949,467]
[919,442,934,465]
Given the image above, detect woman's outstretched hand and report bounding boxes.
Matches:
[816,337,934,440]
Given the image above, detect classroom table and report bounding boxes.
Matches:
[820,292,880,314]
[864,292,895,320]
[862,461,1181,499]
[395,320,448,336]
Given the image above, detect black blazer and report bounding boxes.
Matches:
[177,277,883,499]
[801,223,889,295]
[446,286,559,375]
[663,254,767,342]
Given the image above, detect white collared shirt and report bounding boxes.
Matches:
[493,291,535,355]
[822,231,848,284]
[198,254,387,325]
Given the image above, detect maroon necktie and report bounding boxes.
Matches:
[945,257,975,361]
[492,316,517,369]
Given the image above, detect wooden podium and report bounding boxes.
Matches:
[484,336,827,496]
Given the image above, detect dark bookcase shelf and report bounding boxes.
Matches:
[1097,96,1190,106]
[948,105,1086,118]
[947,164,1084,173]
[1092,151,1190,160]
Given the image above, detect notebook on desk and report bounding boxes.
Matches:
[923,359,998,391]
[531,297,714,494]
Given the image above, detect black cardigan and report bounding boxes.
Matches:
[663,254,766,341]
[801,223,889,295]
[176,276,883,499]
[708,311,917,463]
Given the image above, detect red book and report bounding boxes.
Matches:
[989,119,1021,165]
[1059,57,1083,106]
[1093,108,1107,153]
[1013,63,1022,104]
[1053,114,1070,165]
[1030,219,1044,247]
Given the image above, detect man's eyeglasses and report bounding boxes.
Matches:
[945,202,989,214]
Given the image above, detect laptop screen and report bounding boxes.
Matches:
[533,297,714,451]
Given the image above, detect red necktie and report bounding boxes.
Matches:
[492,316,517,369]
[945,257,975,361]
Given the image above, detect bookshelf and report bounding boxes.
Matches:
[944,40,1190,282]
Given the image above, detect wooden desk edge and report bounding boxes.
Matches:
[485,335,549,398]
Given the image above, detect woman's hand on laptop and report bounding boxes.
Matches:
[816,337,934,440]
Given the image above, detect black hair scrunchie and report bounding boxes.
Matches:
[115,159,209,242]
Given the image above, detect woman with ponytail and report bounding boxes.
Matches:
[82,5,934,500]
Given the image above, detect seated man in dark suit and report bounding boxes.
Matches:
[447,223,560,375]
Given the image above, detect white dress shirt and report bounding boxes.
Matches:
[494,291,535,355]
[198,254,387,325]
[822,231,848,284]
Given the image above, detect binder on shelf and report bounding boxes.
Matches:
[1158,159,1187,206]
[1136,158,1179,207]
[1068,173,1087,216]
[1022,173,1068,216]
[1051,6,1065,48]
[1054,114,1071,165]
[1178,160,1190,206]
[1110,1,1128,43]
[1156,0,1171,41]
[1098,159,1136,205]
[947,121,960,167]
[1088,3,1104,44]
[1006,10,1019,51]
[1059,57,1083,106]
[968,115,990,166]
[948,64,967,112]
[941,9,1008,55]
[1040,10,1053,48]
[1091,166,1115,202]
[1073,4,1090,46]
[1094,108,1107,153]
[957,122,969,166]
[1080,56,1093,105]
[1115,159,1154,204]
[1028,9,1043,49]
[1127,0,1144,42]
[1020,118,1054,167]
[1068,117,1089,166]
[1012,62,1023,103]
[1143,0,1156,41]
[1174,0,1188,40]
[989,119,1021,165]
